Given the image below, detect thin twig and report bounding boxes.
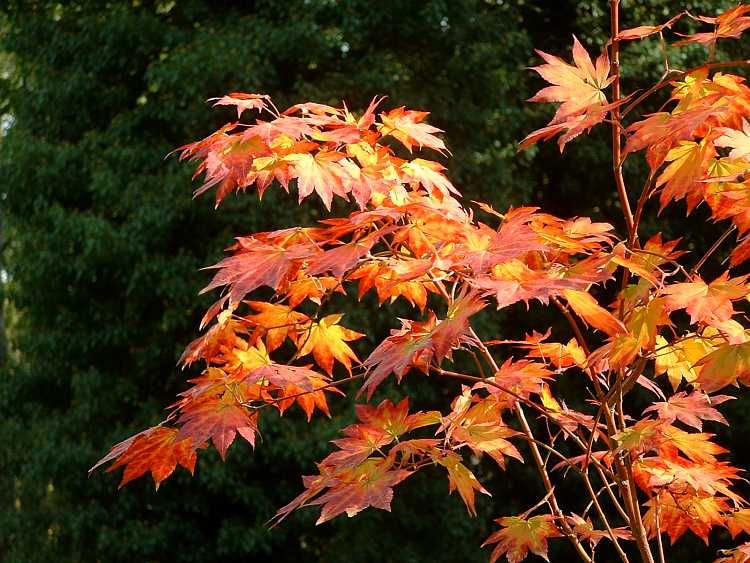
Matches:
[690,225,736,276]
[550,296,608,399]
[655,500,666,563]
[581,467,631,563]
[628,172,656,249]
[516,404,593,563]
[467,328,593,563]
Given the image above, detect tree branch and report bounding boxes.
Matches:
[611,3,655,561]
[610,0,634,238]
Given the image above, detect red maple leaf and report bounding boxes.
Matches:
[644,391,732,430]
[90,426,198,489]
[176,395,258,460]
[208,92,270,119]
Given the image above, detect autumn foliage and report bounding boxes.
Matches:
[92,3,750,562]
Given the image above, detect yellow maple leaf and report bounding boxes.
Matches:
[296,313,364,374]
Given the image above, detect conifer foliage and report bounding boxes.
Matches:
[93,3,750,561]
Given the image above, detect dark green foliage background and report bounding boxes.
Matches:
[0,1,747,562]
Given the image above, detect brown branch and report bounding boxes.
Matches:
[551,297,592,357]
[610,1,635,238]
[551,292,644,547]
[594,463,631,523]
[604,358,647,407]
[624,451,652,562]
[611,4,655,561]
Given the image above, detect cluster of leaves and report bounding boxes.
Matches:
[92,3,750,562]
[91,91,619,492]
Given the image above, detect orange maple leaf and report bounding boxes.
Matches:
[275,376,340,421]
[437,451,490,517]
[441,392,522,469]
[662,273,749,325]
[675,4,750,45]
[378,107,447,153]
[361,313,438,398]
[563,289,626,336]
[655,139,717,212]
[644,490,728,544]
[567,514,633,548]
[475,359,555,407]
[624,105,722,170]
[305,230,388,280]
[400,158,457,196]
[521,36,617,151]
[245,301,311,352]
[296,313,364,375]
[284,275,342,308]
[483,514,561,563]
[519,332,586,369]
[176,394,258,460]
[270,398,439,526]
[727,509,750,539]
[202,236,317,315]
[529,36,612,123]
[302,459,412,525]
[695,341,750,392]
[208,92,270,119]
[285,150,351,210]
[90,426,198,489]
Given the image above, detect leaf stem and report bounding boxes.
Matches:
[628,172,656,249]
[690,225,736,276]
[655,500,666,563]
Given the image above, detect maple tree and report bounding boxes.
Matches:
[91,2,750,561]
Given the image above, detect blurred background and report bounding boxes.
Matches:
[1,1,748,561]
